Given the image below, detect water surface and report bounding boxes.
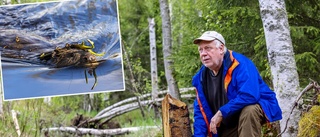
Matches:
[0,0,124,100]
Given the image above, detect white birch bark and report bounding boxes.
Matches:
[159,0,180,99]
[0,90,2,117]
[83,94,91,112]
[44,97,51,105]
[95,87,194,118]
[148,18,160,118]
[85,94,195,124]
[46,126,158,136]
[0,56,3,116]
[11,110,21,137]
[258,0,300,136]
[2,0,10,5]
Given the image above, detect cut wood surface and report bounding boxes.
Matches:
[162,94,192,137]
[74,88,195,132]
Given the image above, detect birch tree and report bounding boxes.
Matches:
[0,83,3,117]
[159,0,180,99]
[0,61,3,116]
[258,0,300,136]
[148,18,160,118]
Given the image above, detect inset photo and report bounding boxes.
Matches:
[0,0,124,101]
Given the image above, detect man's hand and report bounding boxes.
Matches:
[210,110,223,134]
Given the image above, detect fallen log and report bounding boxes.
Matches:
[97,94,194,123]
[78,93,195,128]
[162,94,192,137]
[95,87,195,118]
[45,126,159,136]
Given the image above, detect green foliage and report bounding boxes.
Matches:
[286,0,320,86]
[253,30,273,85]
[0,93,107,136]
[170,0,208,87]
[49,94,107,113]
[171,0,269,87]
[171,0,320,88]
[119,0,168,92]
[111,109,162,137]
[0,0,56,5]
[0,99,45,136]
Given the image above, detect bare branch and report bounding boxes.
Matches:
[277,80,318,136]
[45,126,159,136]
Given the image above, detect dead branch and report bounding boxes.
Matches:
[122,44,145,118]
[11,110,21,137]
[277,79,319,137]
[45,126,159,136]
[77,93,195,128]
[95,87,195,118]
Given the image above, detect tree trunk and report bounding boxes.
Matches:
[148,18,160,118]
[258,0,300,136]
[83,94,92,112]
[162,94,192,137]
[0,93,2,117]
[2,0,10,5]
[43,97,51,105]
[159,0,180,100]
[0,75,3,117]
[11,110,21,137]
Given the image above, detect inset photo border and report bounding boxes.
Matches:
[0,0,125,101]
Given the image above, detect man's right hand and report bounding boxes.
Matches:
[210,110,223,134]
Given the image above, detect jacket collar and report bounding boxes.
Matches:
[223,49,233,76]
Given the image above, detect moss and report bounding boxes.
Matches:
[298,105,320,137]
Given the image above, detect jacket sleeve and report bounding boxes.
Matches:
[219,60,261,118]
[193,98,209,137]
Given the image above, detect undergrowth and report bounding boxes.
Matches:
[298,95,320,137]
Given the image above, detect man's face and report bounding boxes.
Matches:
[198,40,224,71]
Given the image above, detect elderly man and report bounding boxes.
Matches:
[192,31,282,137]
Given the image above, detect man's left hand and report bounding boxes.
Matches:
[210,110,223,134]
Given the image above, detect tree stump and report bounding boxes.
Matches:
[162,94,192,137]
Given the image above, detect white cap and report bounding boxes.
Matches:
[193,31,225,45]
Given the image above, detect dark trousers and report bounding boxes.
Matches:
[218,104,266,137]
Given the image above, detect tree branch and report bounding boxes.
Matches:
[277,79,318,136]
[45,126,159,136]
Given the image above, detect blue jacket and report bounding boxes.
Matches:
[192,50,282,137]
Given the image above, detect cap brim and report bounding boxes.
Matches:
[193,37,216,44]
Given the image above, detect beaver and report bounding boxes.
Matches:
[0,30,106,90]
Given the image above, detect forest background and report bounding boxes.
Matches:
[0,0,319,137]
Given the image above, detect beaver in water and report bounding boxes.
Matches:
[0,30,106,90]
[39,39,105,68]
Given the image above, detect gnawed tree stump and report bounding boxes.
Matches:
[162,94,192,137]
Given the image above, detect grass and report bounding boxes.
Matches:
[0,98,99,137]
[110,108,163,137]
[0,98,164,137]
